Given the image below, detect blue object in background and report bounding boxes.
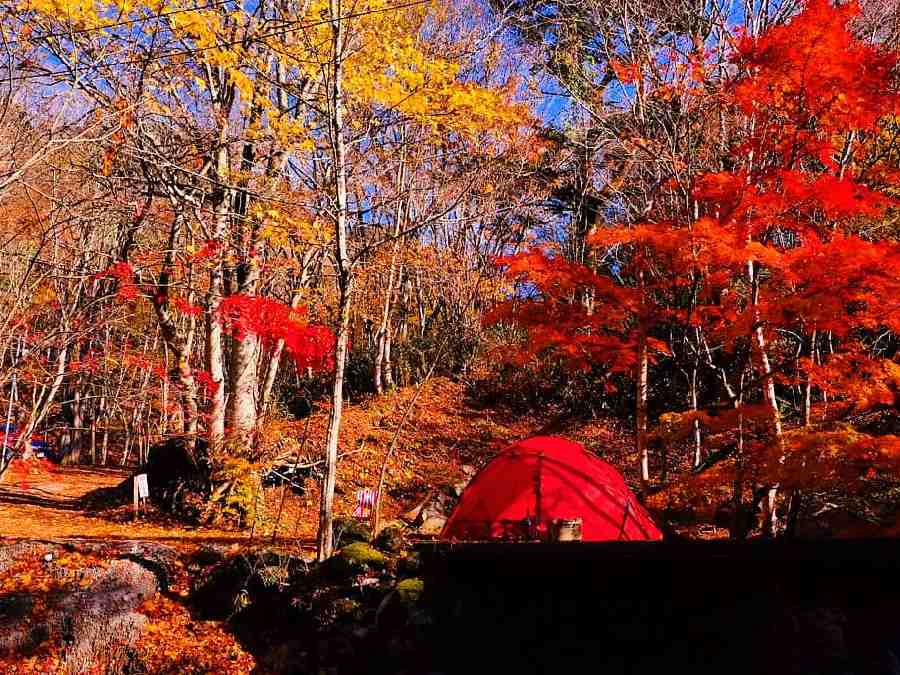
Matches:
[2,424,19,446]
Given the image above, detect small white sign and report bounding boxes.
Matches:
[135,473,149,499]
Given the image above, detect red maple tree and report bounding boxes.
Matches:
[489,0,900,526]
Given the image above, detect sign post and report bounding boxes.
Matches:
[133,473,149,518]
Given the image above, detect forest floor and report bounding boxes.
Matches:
[0,377,645,546]
[0,377,636,674]
[0,465,287,547]
[2,378,899,673]
[3,376,897,547]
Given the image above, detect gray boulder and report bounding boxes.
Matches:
[0,542,173,674]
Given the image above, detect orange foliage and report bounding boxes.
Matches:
[134,595,255,673]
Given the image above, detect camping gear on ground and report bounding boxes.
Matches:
[2,423,18,445]
[30,434,51,458]
[441,436,663,542]
[262,462,311,494]
[1,425,54,460]
[552,518,583,542]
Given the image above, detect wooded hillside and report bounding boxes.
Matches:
[1,0,899,555]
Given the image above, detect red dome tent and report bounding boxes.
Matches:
[441,436,663,542]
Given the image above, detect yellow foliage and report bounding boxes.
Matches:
[250,203,327,248]
[19,0,526,152]
[32,283,56,306]
[277,0,526,141]
[21,0,104,26]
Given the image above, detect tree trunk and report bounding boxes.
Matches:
[383,323,394,390]
[90,402,97,465]
[317,0,352,562]
[100,404,109,466]
[122,414,132,467]
[1,336,21,472]
[732,371,747,538]
[160,345,169,437]
[227,321,260,451]
[206,131,231,454]
[803,329,817,427]
[61,380,84,467]
[748,259,784,537]
[73,390,84,464]
[691,360,701,468]
[374,157,406,394]
[375,262,402,394]
[318,282,352,561]
[20,343,68,459]
[206,265,227,454]
[636,321,650,488]
[143,212,202,456]
[154,304,199,455]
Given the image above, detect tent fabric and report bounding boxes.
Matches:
[441,436,663,542]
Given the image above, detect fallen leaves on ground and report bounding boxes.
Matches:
[134,595,256,674]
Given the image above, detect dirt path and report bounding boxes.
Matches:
[0,378,637,547]
[0,464,314,550]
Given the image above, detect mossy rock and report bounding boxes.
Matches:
[376,578,425,630]
[395,578,424,606]
[332,517,371,546]
[374,523,406,554]
[397,551,422,576]
[339,543,385,571]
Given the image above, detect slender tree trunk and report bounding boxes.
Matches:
[375,156,406,394]
[122,410,132,467]
[67,388,83,465]
[803,329,817,427]
[259,291,294,418]
[636,271,650,489]
[143,421,151,465]
[415,270,427,338]
[383,322,394,390]
[1,336,21,472]
[318,0,352,562]
[375,262,402,394]
[259,343,286,418]
[691,360,701,468]
[319,282,352,561]
[374,264,394,395]
[161,344,169,436]
[732,371,747,538]
[100,401,109,466]
[748,259,784,537]
[90,400,97,465]
[207,132,231,454]
[21,343,68,459]
[636,321,650,488]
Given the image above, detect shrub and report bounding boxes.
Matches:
[206,458,265,527]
